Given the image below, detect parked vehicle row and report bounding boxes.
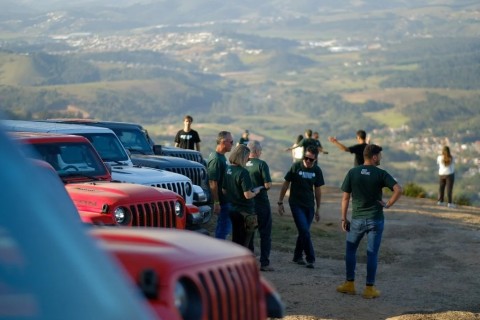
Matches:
[2,119,210,232]
[0,124,285,319]
[46,119,210,207]
[11,131,187,228]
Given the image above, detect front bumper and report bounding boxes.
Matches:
[186,204,212,228]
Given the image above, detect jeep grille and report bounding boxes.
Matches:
[151,182,188,202]
[165,167,205,187]
[129,201,176,228]
[198,259,263,319]
[163,150,203,164]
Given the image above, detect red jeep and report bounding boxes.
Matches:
[1,128,285,320]
[92,228,285,319]
[12,131,187,229]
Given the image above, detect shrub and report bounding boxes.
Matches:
[454,194,471,206]
[403,182,427,198]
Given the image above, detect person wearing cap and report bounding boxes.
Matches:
[237,130,250,146]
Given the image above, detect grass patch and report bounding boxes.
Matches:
[365,109,409,128]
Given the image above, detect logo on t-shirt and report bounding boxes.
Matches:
[246,161,253,167]
[361,168,370,176]
[299,170,316,179]
[180,134,193,140]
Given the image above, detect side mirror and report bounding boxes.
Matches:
[153,145,162,155]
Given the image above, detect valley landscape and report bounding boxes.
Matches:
[0,0,479,205]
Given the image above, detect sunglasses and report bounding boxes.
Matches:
[304,156,316,162]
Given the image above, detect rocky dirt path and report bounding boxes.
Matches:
[261,184,480,320]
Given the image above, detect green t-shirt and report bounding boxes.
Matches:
[207,151,229,204]
[284,161,325,207]
[341,165,397,219]
[298,138,318,151]
[245,157,272,205]
[222,165,254,213]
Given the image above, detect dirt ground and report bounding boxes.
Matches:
[259,183,480,320]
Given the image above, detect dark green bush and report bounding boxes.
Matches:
[403,182,427,198]
[454,194,471,206]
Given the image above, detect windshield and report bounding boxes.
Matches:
[81,133,130,162]
[28,142,108,178]
[0,129,155,319]
[111,128,153,155]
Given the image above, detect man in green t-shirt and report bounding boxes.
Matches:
[245,140,273,271]
[207,131,234,239]
[278,145,324,269]
[336,144,402,299]
[288,129,327,158]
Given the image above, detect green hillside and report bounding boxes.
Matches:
[0,0,479,205]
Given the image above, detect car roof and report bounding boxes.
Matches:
[9,131,92,143]
[47,119,144,130]
[1,119,116,135]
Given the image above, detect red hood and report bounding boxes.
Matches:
[91,228,252,269]
[66,182,180,210]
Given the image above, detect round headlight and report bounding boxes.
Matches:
[114,207,131,225]
[174,278,202,319]
[185,182,192,197]
[174,282,188,317]
[175,201,183,218]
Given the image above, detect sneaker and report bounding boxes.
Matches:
[260,265,274,272]
[447,203,456,208]
[362,286,380,299]
[336,281,356,295]
[437,201,444,206]
[306,262,315,269]
[292,258,306,265]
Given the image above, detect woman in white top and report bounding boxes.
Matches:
[437,146,455,207]
[286,134,304,162]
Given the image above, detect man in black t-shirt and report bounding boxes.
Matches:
[277,145,324,269]
[237,130,250,146]
[174,115,201,151]
[328,129,368,166]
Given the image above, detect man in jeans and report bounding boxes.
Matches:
[278,145,324,269]
[245,140,273,271]
[336,144,402,299]
[207,131,234,239]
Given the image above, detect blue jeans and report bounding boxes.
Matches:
[248,201,272,267]
[215,203,232,239]
[345,218,384,285]
[290,204,315,263]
